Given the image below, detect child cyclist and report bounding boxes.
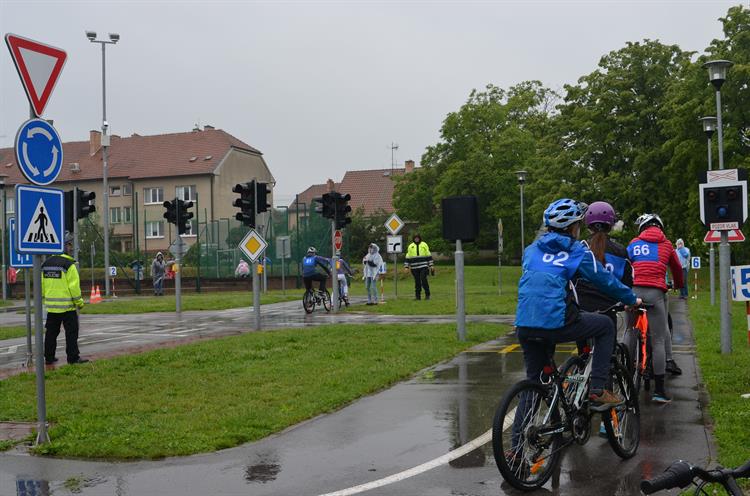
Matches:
[515,199,641,410]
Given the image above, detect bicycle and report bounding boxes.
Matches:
[622,304,655,394]
[642,459,750,495]
[491,303,640,491]
[337,277,350,308]
[302,287,331,314]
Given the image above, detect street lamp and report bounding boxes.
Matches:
[516,170,527,259]
[86,30,120,297]
[700,116,718,306]
[0,174,7,301]
[702,59,732,353]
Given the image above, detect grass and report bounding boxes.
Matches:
[0,322,503,459]
[0,440,14,451]
[0,326,27,342]
[351,265,519,315]
[688,293,750,470]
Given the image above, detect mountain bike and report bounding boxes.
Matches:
[302,287,331,314]
[623,305,654,394]
[492,304,640,491]
[642,459,750,495]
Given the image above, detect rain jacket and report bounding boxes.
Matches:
[627,227,684,292]
[302,255,331,277]
[404,240,433,270]
[41,254,84,313]
[515,232,637,330]
[362,244,384,279]
[574,237,633,312]
[151,253,166,280]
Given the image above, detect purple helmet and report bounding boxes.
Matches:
[585,201,616,227]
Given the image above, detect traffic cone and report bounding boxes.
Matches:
[92,285,102,304]
[89,286,97,304]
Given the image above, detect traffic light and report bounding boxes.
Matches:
[177,199,194,235]
[64,188,97,232]
[256,182,271,213]
[233,181,256,227]
[702,185,744,226]
[163,199,177,225]
[334,192,352,229]
[313,193,336,219]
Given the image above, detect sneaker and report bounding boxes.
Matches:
[651,392,672,404]
[589,389,624,412]
[69,358,90,365]
[665,359,682,376]
[598,422,608,439]
[45,358,59,365]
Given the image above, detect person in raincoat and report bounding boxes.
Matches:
[362,243,383,305]
[151,252,166,296]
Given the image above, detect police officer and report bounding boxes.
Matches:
[42,232,88,365]
[404,233,434,300]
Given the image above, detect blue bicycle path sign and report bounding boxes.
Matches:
[8,218,33,267]
[15,184,64,254]
[14,118,63,186]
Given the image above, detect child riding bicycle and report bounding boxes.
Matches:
[302,247,331,293]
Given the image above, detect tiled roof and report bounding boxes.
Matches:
[289,183,338,210]
[0,128,261,185]
[339,168,404,215]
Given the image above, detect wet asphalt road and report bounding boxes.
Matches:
[0,298,714,495]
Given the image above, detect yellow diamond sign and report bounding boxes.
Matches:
[384,213,404,235]
[239,229,268,263]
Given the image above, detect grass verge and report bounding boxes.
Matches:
[688,295,750,469]
[0,326,27,342]
[0,322,503,459]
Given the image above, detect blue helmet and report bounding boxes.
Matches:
[544,199,587,229]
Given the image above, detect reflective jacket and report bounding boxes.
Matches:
[404,241,433,269]
[515,232,637,330]
[41,254,84,313]
[627,227,684,292]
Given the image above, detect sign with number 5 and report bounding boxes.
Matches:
[731,265,750,301]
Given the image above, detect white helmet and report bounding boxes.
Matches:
[635,213,664,232]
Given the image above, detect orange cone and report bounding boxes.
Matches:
[89,286,97,304]
[91,285,102,304]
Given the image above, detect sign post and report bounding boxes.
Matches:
[498,218,503,295]
[277,236,291,295]
[169,236,186,319]
[8,218,33,366]
[691,257,701,299]
[239,228,268,331]
[385,214,405,300]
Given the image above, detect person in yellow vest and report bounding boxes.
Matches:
[404,233,434,300]
[42,232,88,365]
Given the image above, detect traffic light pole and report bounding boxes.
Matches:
[73,187,79,261]
[331,219,339,313]
[253,178,261,330]
[715,87,732,354]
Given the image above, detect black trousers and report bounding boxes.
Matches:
[303,274,327,291]
[411,267,430,298]
[44,310,80,363]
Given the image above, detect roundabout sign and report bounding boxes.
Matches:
[14,118,63,185]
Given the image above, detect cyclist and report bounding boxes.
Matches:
[302,247,331,293]
[515,198,641,411]
[335,257,354,303]
[626,214,684,403]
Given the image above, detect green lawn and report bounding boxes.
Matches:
[0,326,27,342]
[688,293,750,469]
[0,322,503,459]
[351,265,519,315]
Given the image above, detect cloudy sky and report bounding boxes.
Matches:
[0,0,741,205]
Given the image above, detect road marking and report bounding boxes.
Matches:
[318,408,517,496]
[500,343,519,353]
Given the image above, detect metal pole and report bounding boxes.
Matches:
[519,183,525,258]
[33,255,48,444]
[101,42,111,297]
[1,185,6,301]
[24,269,32,367]
[253,178,260,330]
[73,187,79,261]
[281,245,285,296]
[708,137,716,306]
[175,200,181,320]
[716,90,725,171]
[331,219,339,312]
[91,243,95,291]
[195,193,201,292]
[456,238,466,341]
[295,195,301,289]
[715,88,732,353]
[134,191,141,294]
[393,253,397,299]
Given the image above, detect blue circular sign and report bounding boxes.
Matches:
[14,118,63,186]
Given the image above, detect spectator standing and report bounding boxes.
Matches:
[675,239,691,299]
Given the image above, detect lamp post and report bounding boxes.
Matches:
[0,175,7,301]
[700,116,718,306]
[516,170,527,260]
[703,59,733,353]
[86,30,119,298]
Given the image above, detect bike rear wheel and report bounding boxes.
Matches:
[492,380,563,491]
[302,290,315,314]
[322,289,332,312]
[602,360,640,459]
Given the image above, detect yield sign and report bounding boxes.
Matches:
[5,34,67,117]
[704,229,746,243]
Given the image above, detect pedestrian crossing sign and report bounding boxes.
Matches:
[15,184,64,254]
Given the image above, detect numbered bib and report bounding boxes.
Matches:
[604,253,627,280]
[627,241,658,262]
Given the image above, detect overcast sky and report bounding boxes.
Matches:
[0,0,742,205]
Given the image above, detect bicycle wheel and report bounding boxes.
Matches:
[492,380,564,491]
[559,356,589,443]
[302,291,315,314]
[322,289,332,312]
[602,360,640,459]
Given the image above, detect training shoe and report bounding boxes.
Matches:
[598,422,608,439]
[665,359,682,376]
[69,358,90,365]
[589,389,623,412]
[45,358,59,365]
[652,392,672,404]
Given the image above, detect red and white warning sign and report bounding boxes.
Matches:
[704,229,746,243]
[5,34,67,117]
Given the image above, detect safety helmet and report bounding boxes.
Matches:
[306,246,317,255]
[544,199,587,229]
[635,213,664,232]
[585,201,616,229]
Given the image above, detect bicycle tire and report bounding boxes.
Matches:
[492,380,563,491]
[302,291,315,314]
[625,335,642,395]
[602,360,640,459]
[322,289,332,312]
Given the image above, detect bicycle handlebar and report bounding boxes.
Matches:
[640,460,693,494]
[599,302,655,314]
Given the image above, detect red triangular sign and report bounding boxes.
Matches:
[704,230,721,243]
[704,229,746,243]
[5,34,67,117]
[729,229,746,242]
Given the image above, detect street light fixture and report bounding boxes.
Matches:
[86,30,120,298]
[700,116,717,139]
[703,60,733,90]
[516,170,527,259]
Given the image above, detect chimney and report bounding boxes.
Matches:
[405,160,415,173]
[89,130,101,156]
[203,124,215,130]
[326,178,335,192]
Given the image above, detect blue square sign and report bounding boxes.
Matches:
[15,184,64,254]
[8,218,33,267]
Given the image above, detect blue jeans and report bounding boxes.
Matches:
[365,277,378,303]
[680,268,689,297]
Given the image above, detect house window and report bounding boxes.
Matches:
[122,184,132,196]
[110,185,121,196]
[146,221,164,238]
[110,207,122,224]
[182,219,198,237]
[144,187,164,205]
[5,197,14,214]
[176,185,196,202]
[123,206,132,223]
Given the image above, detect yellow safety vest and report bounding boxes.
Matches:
[41,254,84,313]
[406,241,431,259]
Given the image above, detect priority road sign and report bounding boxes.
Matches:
[4,34,67,117]
[691,257,701,270]
[239,229,268,263]
[8,218,33,268]
[384,213,404,235]
[14,118,63,185]
[15,184,64,254]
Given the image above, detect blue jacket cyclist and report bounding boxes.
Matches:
[302,246,331,292]
[515,198,641,410]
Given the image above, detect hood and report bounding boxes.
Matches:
[156,252,163,259]
[537,232,576,254]
[369,243,380,253]
[638,226,667,243]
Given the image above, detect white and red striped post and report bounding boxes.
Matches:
[746,301,750,346]
[693,271,698,299]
